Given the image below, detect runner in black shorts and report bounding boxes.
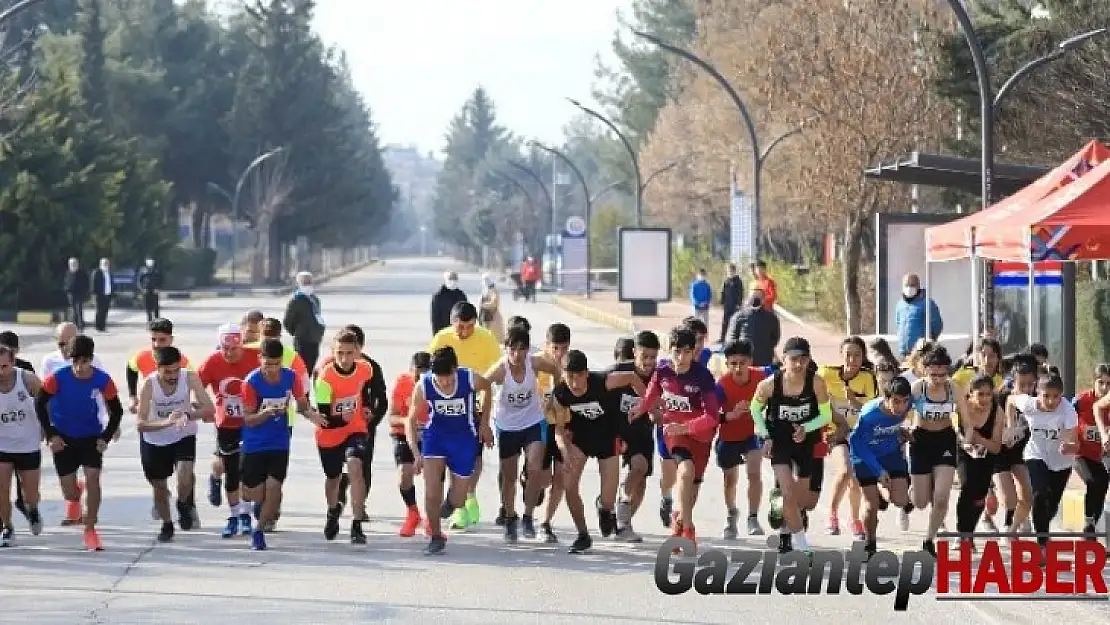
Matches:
[750,337,831,553]
[607,331,659,543]
[994,354,1038,532]
[537,323,570,543]
[549,350,645,553]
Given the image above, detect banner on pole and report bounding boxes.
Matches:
[730,188,755,263]
[562,216,588,293]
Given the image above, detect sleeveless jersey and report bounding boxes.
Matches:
[314,360,373,448]
[961,401,997,460]
[423,368,477,438]
[494,358,543,432]
[913,381,955,428]
[143,371,197,446]
[0,369,41,453]
[764,370,821,441]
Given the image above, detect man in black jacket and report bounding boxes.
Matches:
[719,263,744,343]
[430,270,467,336]
[283,271,326,372]
[725,289,781,366]
[136,258,162,322]
[63,257,89,331]
[90,258,115,332]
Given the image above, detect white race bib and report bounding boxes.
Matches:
[662,392,692,413]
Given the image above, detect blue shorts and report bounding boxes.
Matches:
[715,436,761,470]
[656,424,672,460]
[851,452,909,487]
[422,427,479,478]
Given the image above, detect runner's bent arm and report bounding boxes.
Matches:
[683,379,722,439]
[34,375,57,439]
[186,371,216,422]
[472,373,494,431]
[803,375,833,432]
[634,370,663,415]
[1060,400,1080,447]
[981,403,1004,454]
[406,383,425,458]
[530,354,562,387]
[847,408,883,476]
[605,371,646,396]
[135,378,173,432]
[749,377,774,438]
[125,354,141,398]
[482,360,507,386]
[98,378,124,442]
[1094,394,1110,445]
[240,385,271,426]
[367,359,388,426]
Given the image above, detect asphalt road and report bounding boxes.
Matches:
[3,257,1107,624]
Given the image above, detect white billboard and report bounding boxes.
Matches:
[619,227,671,301]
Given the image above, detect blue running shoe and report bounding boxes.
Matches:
[239,513,253,536]
[251,529,266,550]
[221,516,239,538]
[208,475,222,508]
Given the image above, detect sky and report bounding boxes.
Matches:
[312,0,634,156]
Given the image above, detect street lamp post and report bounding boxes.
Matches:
[529,140,593,298]
[508,161,557,286]
[943,0,1104,335]
[206,146,285,288]
[633,30,807,260]
[0,0,46,26]
[566,98,644,226]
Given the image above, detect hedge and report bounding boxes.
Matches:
[1076,280,1110,381]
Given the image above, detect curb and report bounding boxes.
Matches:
[0,310,65,325]
[551,295,638,334]
[163,260,378,300]
[1059,490,1087,531]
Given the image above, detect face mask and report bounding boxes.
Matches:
[446,280,458,290]
[902,286,918,298]
[750,298,763,309]
[300,285,314,296]
[145,259,154,267]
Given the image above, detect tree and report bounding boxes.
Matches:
[77,0,106,116]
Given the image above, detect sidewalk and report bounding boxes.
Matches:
[551,291,843,364]
[551,291,1093,531]
[163,259,382,300]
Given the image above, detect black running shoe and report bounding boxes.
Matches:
[157,521,175,543]
[324,504,341,541]
[569,533,592,554]
[338,473,350,512]
[521,514,537,540]
[541,522,558,544]
[177,499,194,531]
[495,506,506,526]
[350,520,367,545]
[424,535,447,555]
[503,515,519,543]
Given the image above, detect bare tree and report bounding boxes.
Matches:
[0,0,44,125]
[242,150,295,284]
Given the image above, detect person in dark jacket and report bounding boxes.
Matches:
[719,263,744,343]
[63,257,89,331]
[725,289,781,366]
[430,270,468,336]
[283,271,326,372]
[90,257,115,332]
[136,257,163,322]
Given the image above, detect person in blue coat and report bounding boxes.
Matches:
[895,273,942,358]
[688,269,712,325]
[848,375,915,558]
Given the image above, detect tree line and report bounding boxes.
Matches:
[431,0,1109,331]
[0,0,395,309]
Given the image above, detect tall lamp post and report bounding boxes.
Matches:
[943,0,1104,336]
[206,146,285,288]
[529,140,593,298]
[566,97,644,226]
[634,30,807,260]
[507,160,557,287]
[0,0,45,25]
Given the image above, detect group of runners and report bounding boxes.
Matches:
[1,301,1108,562]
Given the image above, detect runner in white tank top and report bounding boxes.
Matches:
[482,325,563,542]
[0,347,45,543]
[135,346,215,542]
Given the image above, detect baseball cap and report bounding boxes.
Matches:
[217,323,242,347]
[782,336,811,358]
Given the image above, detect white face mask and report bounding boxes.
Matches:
[446,280,458,290]
[902,286,918,298]
[145,259,154,267]
[300,285,314,296]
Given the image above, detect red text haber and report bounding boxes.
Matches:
[936,539,1108,596]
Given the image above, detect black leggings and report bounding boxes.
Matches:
[1073,456,1110,523]
[956,454,995,533]
[1025,458,1072,546]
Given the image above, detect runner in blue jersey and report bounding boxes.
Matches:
[239,339,324,550]
[655,316,715,527]
[847,375,914,559]
[407,346,494,555]
[34,335,124,551]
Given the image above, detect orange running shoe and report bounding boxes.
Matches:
[63,480,86,525]
[682,524,698,550]
[83,527,103,551]
[399,506,422,537]
[670,512,684,553]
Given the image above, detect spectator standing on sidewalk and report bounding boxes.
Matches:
[63,257,89,331]
[719,264,744,343]
[520,257,540,302]
[430,271,468,336]
[90,258,114,332]
[689,268,712,325]
[136,258,162,322]
[750,261,777,312]
[894,272,943,359]
[725,289,780,367]
[283,271,326,372]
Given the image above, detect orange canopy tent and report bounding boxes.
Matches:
[925,139,1110,262]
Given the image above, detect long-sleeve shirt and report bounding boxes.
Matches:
[641,361,721,442]
[847,398,906,476]
[689,279,711,310]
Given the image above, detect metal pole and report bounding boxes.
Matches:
[228,147,285,289]
[0,0,46,26]
[567,98,643,226]
[531,141,592,298]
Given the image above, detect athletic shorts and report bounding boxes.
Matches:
[715,436,761,470]
[53,436,103,476]
[668,435,712,483]
[994,431,1030,473]
[318,433,369,479]
[0,450,41,472]
[909,427,958,475]
[423,427,479,478]
[767,429,819,479]
[541,422,563,469]
[853,452,910,487]
[241,450,290,487]
[655,424,672,460]
[140,435,197,481]
[567,425,620,460]
[213,427,242,457]
[622,424,655,476]
[393,433,417,465]
[497,422,543,460]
